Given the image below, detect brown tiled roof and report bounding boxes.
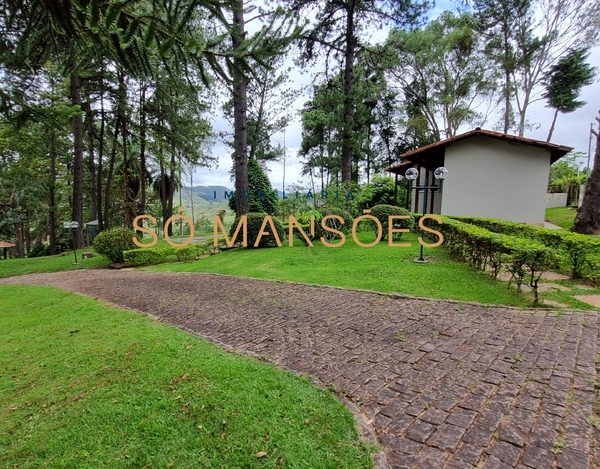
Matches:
[0,240,16,248]
[385,129,574,173]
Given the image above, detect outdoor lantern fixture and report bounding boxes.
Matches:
[63,221,79,264]
[405,166,448,262]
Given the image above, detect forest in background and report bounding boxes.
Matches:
[1,0,599,256]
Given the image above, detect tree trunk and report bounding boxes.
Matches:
[517,89,530,137]
[160,158,168,230]
[104,117,120,230]
[49,128,57,255]
[503,69,510,134]
[179,155,183,235]
[546,108,559,142]
[69,59,85,248]
[573,113,600,234]
[167,143,175,236]
[119,71,134,230]
[97,67,105,231]
[139,82,147,219]
[341,0,356,182]
[232,0,250,216]
[86,102,98,223]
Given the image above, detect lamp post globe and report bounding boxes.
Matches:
[434,167,448,180]
[63,220,79,264]
[405,167,419,180]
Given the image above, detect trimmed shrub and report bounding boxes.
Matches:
[93,227,141,263]
[368,205,414,240]
[315,207,353,243]
[175,245,194,262]
[451,216,600,280]
[123,246,177,267]
[230,213,284,248]
[435,217,557,301]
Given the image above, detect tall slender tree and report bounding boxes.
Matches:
[542,48,596,142]
[285,0,429,182]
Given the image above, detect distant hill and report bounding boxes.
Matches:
[186,185,234,203]
[183,185,285,202]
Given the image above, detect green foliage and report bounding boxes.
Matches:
[369,205,414,240]
[228,158,278,215]
[320,182,359,214]
[123,247,174,267]
[175,245,195,262]
[315,207,354,242]
[543,48,596,114]
[230,213,284,248]
[451,216,600,281]
[435,217,557,300]
[93,227,140,263]
[294,209,323,225]
[353,175,402,212]
[386,11,495,137]
[28,241,51,258]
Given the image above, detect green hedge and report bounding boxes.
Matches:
[123,244,212,267]
[431,217,557,301]
[451,216,600,280]
[124,247,176,267]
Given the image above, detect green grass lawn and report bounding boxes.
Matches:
[0,252,110,279]
[545,207,577,229]
[145,232,534,308]
[0,286,373,468]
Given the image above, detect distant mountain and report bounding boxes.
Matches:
[182,185,285,202]
[182,185,233,203]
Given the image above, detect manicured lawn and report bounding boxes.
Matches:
[0,286,373,468]
[0,252,110,279]
[145,232,534,307]
[545,207,577,229]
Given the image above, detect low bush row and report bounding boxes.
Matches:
[428,217,557,301]
[123,239,230,267]
[451,216,600,280]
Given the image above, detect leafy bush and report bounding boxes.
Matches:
[123,247,174,267]
[175,245,195,262]
[29,241,50,258]
[230,213,284,248]
[315,207,353,242]
[368,205,414,240]
[353,175,405,212]
[93,227,141,263]
[319,182,359,215]
[451,216,600,280]
[434,217,557,301]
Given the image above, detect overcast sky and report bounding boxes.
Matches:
[192,2,600,192]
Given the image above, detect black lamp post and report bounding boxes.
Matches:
[405,166,448,262]
[63,221,79,264]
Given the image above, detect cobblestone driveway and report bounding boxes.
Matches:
[2,270,599,469]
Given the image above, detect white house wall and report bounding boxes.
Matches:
[441,137,551,224]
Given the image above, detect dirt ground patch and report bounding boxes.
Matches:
[2,270,599,469]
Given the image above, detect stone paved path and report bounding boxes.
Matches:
[2,270,600,469]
